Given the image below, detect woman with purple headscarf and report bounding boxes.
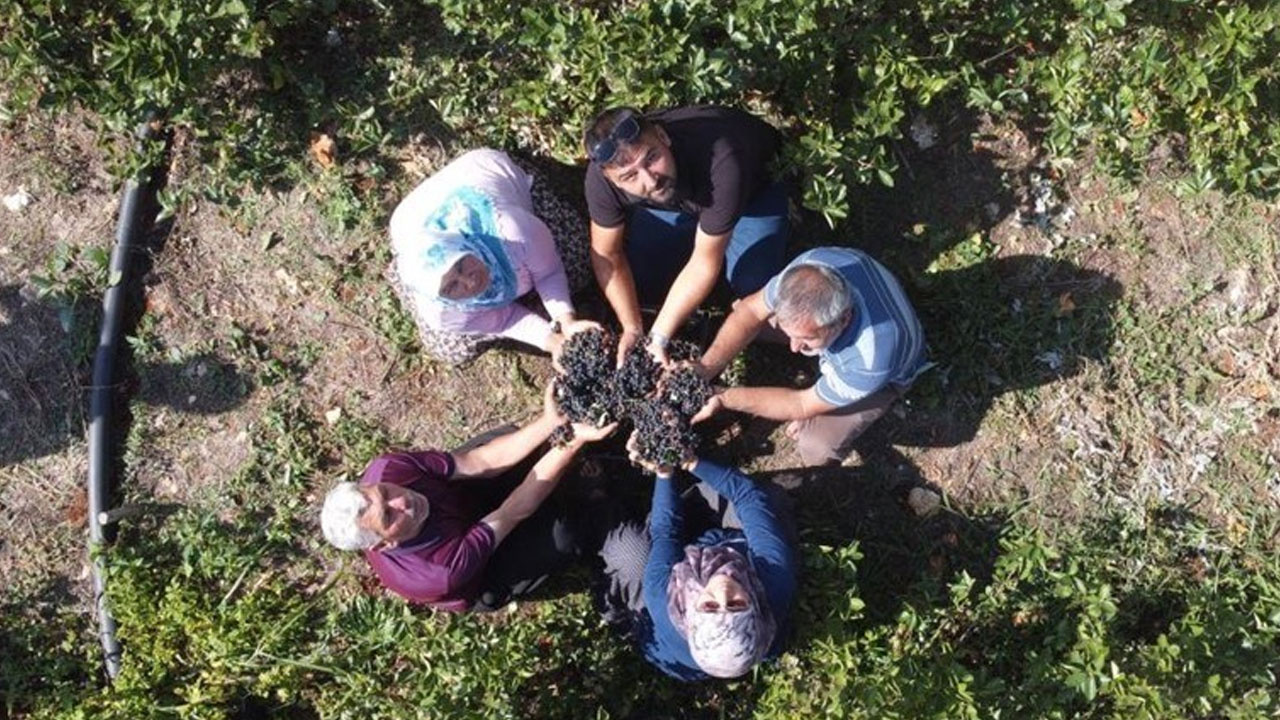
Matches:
[608,437,797,680]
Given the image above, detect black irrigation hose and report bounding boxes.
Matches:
[87,119,162,680]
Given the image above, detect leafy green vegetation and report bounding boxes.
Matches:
[3,0,1279,718]
[3,1,1277,221]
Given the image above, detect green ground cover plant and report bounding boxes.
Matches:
[3,1,1277,219]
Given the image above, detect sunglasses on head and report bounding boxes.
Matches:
[588,112,641,165]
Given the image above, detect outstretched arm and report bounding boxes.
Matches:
[698,289,771,378]
[451,384,563,479]
[718,385,838,422]
[480,422,617,544]
[648,228,730,360]
[688,458,796,618]
[642,471,687,617]
[589,221,646,364]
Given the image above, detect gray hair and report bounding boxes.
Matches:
[321,482,379,551]
[774,263,853,329]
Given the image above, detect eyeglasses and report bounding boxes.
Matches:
[587,112,641,165]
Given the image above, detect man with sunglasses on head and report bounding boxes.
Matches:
[583,106,790,365]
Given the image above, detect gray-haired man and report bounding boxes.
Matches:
[319,384,616,611]
[694,246,928,465]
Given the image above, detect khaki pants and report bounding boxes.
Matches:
[794,385,903,466]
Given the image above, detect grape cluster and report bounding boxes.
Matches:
[629,399,699,469]
[666,339,702,363]
[553,328,619,426]
[615,343,662,400]
[658,365,713,418]
[548,328,714,470]
[548,422,576,448]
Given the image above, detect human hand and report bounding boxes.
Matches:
[570,421,619,447]
[645,336,670,367]
[548,316,603,371]
[626,431,695,475]
[543,380,564,422]
[561,317,603,338]
[616,327,645,369]
[692,359,716,381]
[690,392,724,425]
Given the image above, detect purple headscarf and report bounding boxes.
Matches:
[666,543,776,678]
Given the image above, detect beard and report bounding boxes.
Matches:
[646,176,676,202]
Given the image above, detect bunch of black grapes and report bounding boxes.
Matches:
[615,342,663,400]
[658,364,713,417]
[629,399,699,469]
[666,339,702,363]
[549,328,713,470]
[553,328,618,427]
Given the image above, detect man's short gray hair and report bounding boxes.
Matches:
[321,482,379,551]
[774,263,853,329]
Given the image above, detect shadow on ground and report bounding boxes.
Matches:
[0,575,100,702]
[1,152,253,470]
[698,103,1123,464]
[0,289,253,468]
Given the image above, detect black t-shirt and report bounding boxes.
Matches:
[584,105,782,236]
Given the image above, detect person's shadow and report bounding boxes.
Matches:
[701,104,1124,463]
[880,253,1122,448]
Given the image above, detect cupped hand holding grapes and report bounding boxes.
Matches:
[616,327,645,369]
[549,317,605,371]
[571,420,620,446]
[645,336,670,368]
[542,380,565,421]
[626,429,695,476]
[690,392,724,424]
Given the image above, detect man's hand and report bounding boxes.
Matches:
[645,334,670,367]
[692,360,716,381]
[562,318,603,338]
[690,392,725,424]
[542,381,563,422]
[616,326,645,368]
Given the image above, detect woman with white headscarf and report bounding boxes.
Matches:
[389,149,596,365]
[606,437,797,680]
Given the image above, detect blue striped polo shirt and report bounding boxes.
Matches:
[763,247,926,406]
